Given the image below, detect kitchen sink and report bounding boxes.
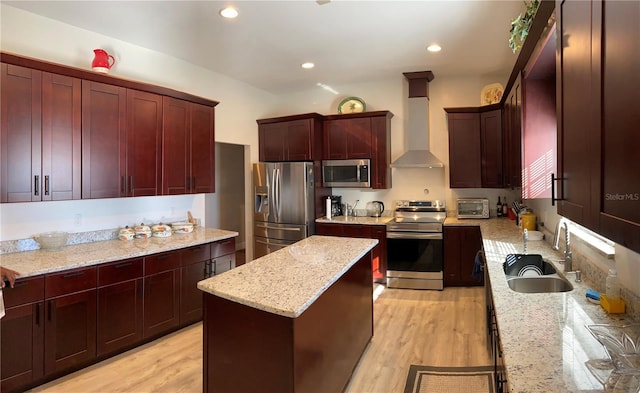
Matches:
[506,276,573,293]
[503,254,557,277]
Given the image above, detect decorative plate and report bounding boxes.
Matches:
[480,83,504,105]
[338,96,366,114]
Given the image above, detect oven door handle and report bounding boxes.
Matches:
[386,232,443,240]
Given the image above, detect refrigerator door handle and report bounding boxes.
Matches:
[255,223,302,232]
[274,168,281,222]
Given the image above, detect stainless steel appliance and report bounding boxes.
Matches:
[253,162,315,258]
[322,159,371,188]
[329,195,342,216]
[456,198,490,219]
[366,201,385,217]
[386,200,446,290]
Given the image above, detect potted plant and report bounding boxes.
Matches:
[509,0,540,53]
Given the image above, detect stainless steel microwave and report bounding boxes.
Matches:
[322,159,371,188]
[456,198,490,219]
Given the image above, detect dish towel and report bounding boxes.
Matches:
[471,250,484,281]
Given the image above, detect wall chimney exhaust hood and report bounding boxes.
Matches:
[391,71,444,168]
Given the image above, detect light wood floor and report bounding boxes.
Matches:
[30,286,490,393]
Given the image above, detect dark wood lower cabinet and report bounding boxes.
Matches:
[444,226,483,287]
[0,302,44,393]
[316,222,387,283]
[44,289,97,376]
[0,238,236,392]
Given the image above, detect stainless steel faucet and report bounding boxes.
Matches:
[523,228,528,254]
[562,221,573,272]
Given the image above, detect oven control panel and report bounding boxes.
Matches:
[393,200,446,211]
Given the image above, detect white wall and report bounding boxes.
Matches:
[0,4,274,241]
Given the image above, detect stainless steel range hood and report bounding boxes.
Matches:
[391,71,444,168]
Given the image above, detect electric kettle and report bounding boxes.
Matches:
[366,201,385,217]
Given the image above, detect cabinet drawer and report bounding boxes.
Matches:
[3,275,45,308]
[98,258,143,287]
[180,244,212,267]
[144,251,181,276]
[45,266,97,298]
[211,238,235,258]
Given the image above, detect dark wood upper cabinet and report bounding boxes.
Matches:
[257,113,324,162]
[480,109,503,188]
[446,111,481,188]
[503,75,523,190]
[323,116,372,160]
[126,90,162,197]
[323,111,393,189]
[596,0,640,252]
[446,106,503,189]
[162,97,215,195]
[81,80,127,199]
[1,63,42,203]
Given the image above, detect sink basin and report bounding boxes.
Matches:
[506,276,573,293]
[503,254,557,277]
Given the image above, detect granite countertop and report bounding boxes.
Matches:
[449,217,632,393]
[0,227,238,278]
[315,216,393,225]
[197,235,378,318]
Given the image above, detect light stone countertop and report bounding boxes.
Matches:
[0,227,238,278]
[446,217,634,393]
[197,235,378,318]
[315,216,393,225]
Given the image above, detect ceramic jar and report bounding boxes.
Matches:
[118,226,135,241]
[151,223,172,238]
[134,223,152,239]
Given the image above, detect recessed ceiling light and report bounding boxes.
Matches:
[301,62,315,69]
[219,6,238,19]
[427,44,442,52]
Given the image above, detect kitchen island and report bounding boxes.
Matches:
[197,235,378,393]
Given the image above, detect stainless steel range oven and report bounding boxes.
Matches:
[386,200,446,290]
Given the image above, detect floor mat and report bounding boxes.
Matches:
[403,365,495,393]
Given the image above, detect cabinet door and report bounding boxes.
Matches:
[370,114,392,189]
[448,113,481,188]
[44,289,97,375]
[190,102,215,194]
[370,226,387,283]
[504,76,523,189]
[0,302,44,393]
[345,118,372,159]
[444,226,483,287]
[598,0,640,252]
[82,80,126,199]
[0,63,42,203]
[97,279,143,356]
[143,270,180,338]
[323,120,348,159]
[480,109,503,188]
[162,96,190,195]
[180,261,206,326]
[285,120,313,161]
[213,254,236,276]
[41,72,82,201]
[126,89,162,197]
[556,0,599,229]
[259,122,286,162]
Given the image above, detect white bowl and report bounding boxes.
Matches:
[35,231,68,250]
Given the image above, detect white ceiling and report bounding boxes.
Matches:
[4,0,526,94]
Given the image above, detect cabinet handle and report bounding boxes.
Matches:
[121,176,126,194]
[35,303,41,326]
[157,254,171,260]
[44,175,50,196]
[34,175,39,196]
[115,262,133,269]
[48,300,54,321]
[129,176,133,195]
[63,271,85,279]
[551,173,565,206]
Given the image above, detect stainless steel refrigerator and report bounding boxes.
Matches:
[253,162,316,258]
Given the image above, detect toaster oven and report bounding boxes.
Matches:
[456,198,490,219]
